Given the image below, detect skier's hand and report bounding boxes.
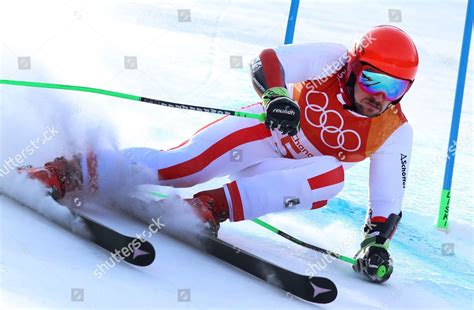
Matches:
[353,246,393,283]
[262,87,300,136]
[353,213,401,283]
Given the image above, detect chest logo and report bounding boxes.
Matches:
[304,90,362,152]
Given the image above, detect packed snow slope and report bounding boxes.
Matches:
[1,0,472,309]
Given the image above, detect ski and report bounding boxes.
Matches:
[2,194,155,267]
[172,230,338,304]
[74,211,156,267]
[120,194,338,303]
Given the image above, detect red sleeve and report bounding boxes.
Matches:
[259,49,286,88]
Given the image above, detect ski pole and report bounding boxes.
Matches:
[0,79,267,122]
[252,218,356,265]
[148,190,355,264]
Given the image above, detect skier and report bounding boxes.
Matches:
[21,25,418,283]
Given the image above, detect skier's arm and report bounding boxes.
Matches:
[250,43,347,136]
[250,42,348,96]
[366,122,413,234]
[352,122,413,283]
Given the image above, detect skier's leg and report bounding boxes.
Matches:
[94,103,279,190]
[20,104,278,199]
[221,156,345,221]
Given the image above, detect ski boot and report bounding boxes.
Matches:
[185,187,230,236]
[17,154,88,201]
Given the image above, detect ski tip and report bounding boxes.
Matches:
[307,276,338,304]
[124,239,156,267]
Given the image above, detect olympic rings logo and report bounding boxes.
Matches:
[304,90,362,152]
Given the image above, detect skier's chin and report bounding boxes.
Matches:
[354,101,382,118]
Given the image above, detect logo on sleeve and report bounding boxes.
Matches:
[400,154,407,188]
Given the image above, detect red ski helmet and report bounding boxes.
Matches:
[345,25,419,104]
[348,25,419,81]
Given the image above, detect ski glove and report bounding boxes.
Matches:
[353,245,393,283]
[352,213,401,283]
[262,87,300,136]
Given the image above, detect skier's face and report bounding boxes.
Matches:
[353,82,392,117]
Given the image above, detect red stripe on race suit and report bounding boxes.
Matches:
[167,115,228,151]
[311,200,328,210]
[166,103,263,151]
[307,166,345,190]
[227,181,245,221]
[259,49,285,88]
[158,123,271,181]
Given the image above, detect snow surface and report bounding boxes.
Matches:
[1,0,473,309]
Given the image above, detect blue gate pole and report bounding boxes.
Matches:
[437,0,473,231]
[284,0,300,44]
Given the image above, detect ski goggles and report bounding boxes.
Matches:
[356,66,411,101]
